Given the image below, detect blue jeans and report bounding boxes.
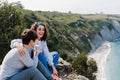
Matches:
[7,61,54,80]
[38,51,59,74]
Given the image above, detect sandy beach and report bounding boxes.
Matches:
[88,41,111,80]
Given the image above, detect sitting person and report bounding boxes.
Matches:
[0,29,54,80]
[10,22,59,76]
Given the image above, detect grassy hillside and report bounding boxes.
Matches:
[21,10,120,61]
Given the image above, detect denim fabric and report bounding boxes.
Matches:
[6,61,54,80]
[7,67,47,80]
[38,51,59,74]
[37,61,54,80]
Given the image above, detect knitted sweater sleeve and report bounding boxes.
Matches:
[43,41,53,66]
[10,39,22,48]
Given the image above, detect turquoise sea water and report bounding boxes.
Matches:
[105,41,120,80]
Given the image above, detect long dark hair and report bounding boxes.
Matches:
[30,22,49,41]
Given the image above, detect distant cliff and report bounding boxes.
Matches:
[68,15,120,54]
[90,20,120,50]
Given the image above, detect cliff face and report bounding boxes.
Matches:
[91,20,120,50]
[69,18,120,54]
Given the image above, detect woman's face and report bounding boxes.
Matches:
[36,25,45,40]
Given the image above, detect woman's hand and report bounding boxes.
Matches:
[33,50,40,56]
[16,43,25,56]
[51,65,58,76]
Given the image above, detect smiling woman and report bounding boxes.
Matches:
[31,22,49,40]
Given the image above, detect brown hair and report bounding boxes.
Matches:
[21,29,38,45]
[30,22,49,41]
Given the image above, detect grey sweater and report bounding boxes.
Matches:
[10,39,53,66]
[0,47,38,80]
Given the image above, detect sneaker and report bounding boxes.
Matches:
[59,78,62,80]
[52,74,61,80]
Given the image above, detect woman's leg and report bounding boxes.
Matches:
[38,52,50,72]
[9,67,47,80]
[49,51,59,74]
[37,61,54,80]
[52,51,59,67]
[38,51,59,74]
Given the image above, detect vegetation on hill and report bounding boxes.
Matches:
[0,1,26,62]
[72,53,97,80]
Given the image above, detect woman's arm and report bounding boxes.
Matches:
[43,41,53,65]
[10,39,25,56]
[43,41,58,75]
[10,39,22,48]
[18,51,38,68]
[51,64,58,75]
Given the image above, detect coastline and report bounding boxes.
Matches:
[88,41,111,80]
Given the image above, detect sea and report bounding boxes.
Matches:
[105,41,120,80]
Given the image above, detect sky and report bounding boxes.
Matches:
[7,0,120,14]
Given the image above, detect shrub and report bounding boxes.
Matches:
[72,53,97,80]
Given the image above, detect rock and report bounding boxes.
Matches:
[60,73,89,80]
[57,58,89,80]
[57,58,73,76]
